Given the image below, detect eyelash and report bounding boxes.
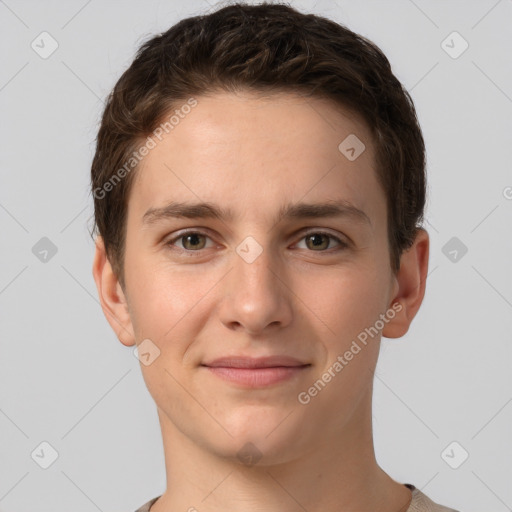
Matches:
[165,229,348,255]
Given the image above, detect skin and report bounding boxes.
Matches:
[93,90,429,512]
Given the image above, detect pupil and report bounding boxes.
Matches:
[310,234,326,248]
[186,234,201,248]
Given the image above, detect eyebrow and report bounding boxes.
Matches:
[142,199,371,228]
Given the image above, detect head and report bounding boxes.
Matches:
[91,3,429,465]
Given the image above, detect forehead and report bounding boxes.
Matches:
[128,90,384,227]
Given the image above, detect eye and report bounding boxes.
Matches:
[165,229,348,255]
[166,231,214,252]
[295,231,348,252]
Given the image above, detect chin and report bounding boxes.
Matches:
[215,437,299,468]
[209,420,302,467]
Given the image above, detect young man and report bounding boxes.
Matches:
[91,3,460,511]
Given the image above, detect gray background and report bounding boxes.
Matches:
[1,0,511,511]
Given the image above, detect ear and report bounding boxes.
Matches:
[382,228,429,339]
[92,236,136,346]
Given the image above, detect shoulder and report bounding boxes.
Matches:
[133,488,461,512]
[133,495,161,512]
[406,484,461,512]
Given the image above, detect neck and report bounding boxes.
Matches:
[150,387,412,512]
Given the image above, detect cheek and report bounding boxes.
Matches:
[304,267,385,405]
[304,263,387,343]
[124,253,216,346]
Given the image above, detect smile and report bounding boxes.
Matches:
[202,365,311,387]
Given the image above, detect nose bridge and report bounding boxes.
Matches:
[233,235,281,299]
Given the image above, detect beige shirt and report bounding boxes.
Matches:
[133,483,460,511]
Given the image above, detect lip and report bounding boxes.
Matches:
[202,355,308,368]
[201,356,311,387]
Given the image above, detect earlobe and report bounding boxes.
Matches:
[382,228,430,339]
[92,236,136,347]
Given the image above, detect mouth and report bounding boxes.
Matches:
[200,356,311,387]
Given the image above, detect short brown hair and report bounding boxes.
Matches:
[90,2,426,290]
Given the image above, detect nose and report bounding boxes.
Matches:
[217,242,293,336]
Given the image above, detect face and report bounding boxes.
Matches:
[107,91,402,464]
